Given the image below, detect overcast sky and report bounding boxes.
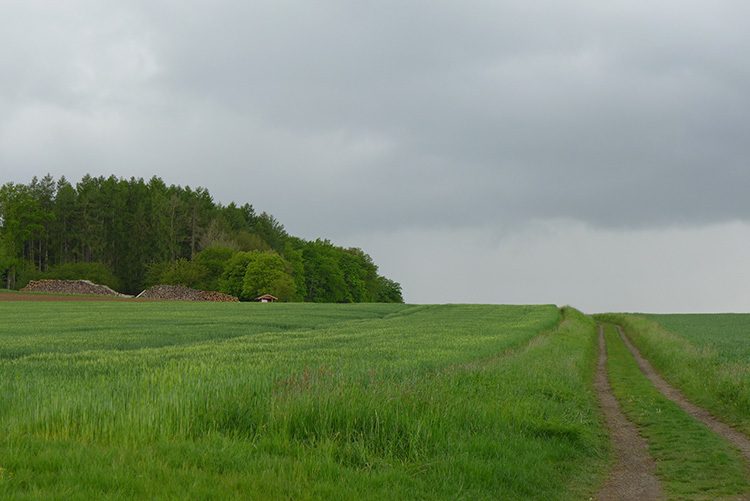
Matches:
[2,1,750,312]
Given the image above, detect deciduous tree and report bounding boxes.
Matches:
[242,251,296,302]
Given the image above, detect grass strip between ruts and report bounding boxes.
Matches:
[600,323,749,499]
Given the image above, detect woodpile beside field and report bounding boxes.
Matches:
[136,285,239,302]
[18,280,239,302]
[198,290,240,302]
[137,285,205,301]
[21,280,132,297]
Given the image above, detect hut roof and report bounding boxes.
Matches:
[255,294,279,302]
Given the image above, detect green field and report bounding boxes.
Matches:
[6,303,750,499]
[645,313,750,363]
[0,302,608,500]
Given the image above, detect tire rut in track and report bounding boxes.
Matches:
[616,325,750,466]
[594,325,665,501]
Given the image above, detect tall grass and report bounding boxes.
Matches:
[0,303,608,499]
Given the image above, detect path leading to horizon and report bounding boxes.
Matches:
[615,325,750,466]
[594,325,664,500]
[595,324,750,500]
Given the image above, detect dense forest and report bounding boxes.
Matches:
[0,174,403,302]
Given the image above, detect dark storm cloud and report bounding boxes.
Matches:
[4,1,750,309]
[2,0,750,237]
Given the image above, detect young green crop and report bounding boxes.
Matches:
[645,313,750,363]
[0,302,608,499]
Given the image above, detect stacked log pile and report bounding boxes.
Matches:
[136,285,239,302]
[136,285,205,301]
[21,280,131,297]
[198,290,240,302]
[19,280,239,302]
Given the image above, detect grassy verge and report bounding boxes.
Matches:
[598,313,750,435]
[600,322,748,498]
[0,303,608,499]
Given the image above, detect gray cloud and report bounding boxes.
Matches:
[2,1,750,308]
[3,2,749,230]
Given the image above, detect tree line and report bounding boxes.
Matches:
[0,174,403,302]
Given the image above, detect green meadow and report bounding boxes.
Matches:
[5,303,750,499]
[0,302,608,500]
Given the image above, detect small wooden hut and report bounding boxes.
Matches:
[255,294,278,303]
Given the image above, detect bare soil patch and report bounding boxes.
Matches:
[594,325,665,501]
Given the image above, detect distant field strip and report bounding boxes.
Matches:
[645,313,750,363]
[0,303,609,500]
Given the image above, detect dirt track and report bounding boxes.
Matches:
[594,325,665,500]
[617,325,750,464]
[595,324,750,500]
